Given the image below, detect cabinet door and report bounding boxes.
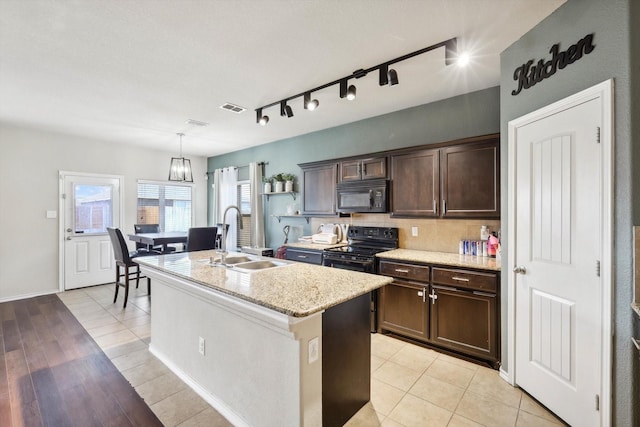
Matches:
[339,160,361,181]
[361,157,387,180]
[301,163,337,215]
[390,149,439,217]
[440,139,500,218]
[378,281,428,341]
[429,285,497,361]
[339,157,387,181]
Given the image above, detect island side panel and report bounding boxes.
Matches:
[322,292,371,427]
[147,269,323,427]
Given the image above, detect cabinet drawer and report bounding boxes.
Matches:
[379,260,429,282]
[432,268,497,293]
[285,248,323,265]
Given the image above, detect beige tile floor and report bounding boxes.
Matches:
[58,284,565,427]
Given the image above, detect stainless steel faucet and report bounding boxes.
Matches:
[218,205,243,263]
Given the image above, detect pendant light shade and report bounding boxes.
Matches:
[168,133,193,182]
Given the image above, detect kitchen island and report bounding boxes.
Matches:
[136,250,392,427]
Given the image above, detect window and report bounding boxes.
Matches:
[74,184,113,234]
[137,181,193,231]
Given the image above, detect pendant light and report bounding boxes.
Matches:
[168,133,193,182]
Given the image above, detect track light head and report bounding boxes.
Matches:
[346,85,356,100]
[388,69,399,86]
[304,92,319,111]
[280,101,294,118]
[445,37,458,66]
[256,108,269,125]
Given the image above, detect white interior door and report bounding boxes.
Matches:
[61,173,122,290]
[512,96,605,426]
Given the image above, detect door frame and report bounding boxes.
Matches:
[505,79,613,425]
[58,171,125,292]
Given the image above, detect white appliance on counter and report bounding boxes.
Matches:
[311,223,342,244]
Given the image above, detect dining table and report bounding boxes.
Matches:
[128,231,188,253]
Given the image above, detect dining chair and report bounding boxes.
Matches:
[186,227,218,252]
[133,223,177,253]
[107,227,150,308]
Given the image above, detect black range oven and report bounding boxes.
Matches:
[323,226,399,331]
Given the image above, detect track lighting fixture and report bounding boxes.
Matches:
[255,37,459,125]
[280,101,294,118]
[304,92,319,111]
[256,108,269,125]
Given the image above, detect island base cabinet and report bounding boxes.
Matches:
[429,285,497,362]
[378,281,429,342]
[322,293,371,427]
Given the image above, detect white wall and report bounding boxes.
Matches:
[0,123,208,301]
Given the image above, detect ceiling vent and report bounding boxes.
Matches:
[185,119,209,126]
[220,103,247,114]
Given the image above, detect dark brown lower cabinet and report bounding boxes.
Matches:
[378,259,500,366]
[378,280,429,341]
[429,285,497,361]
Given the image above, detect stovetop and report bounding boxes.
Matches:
[324,226,399,258]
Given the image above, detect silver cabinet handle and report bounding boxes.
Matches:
[513,266,527,274]
[394,268,409,273]
[451,276,469,282]
[428,289,438,304]
[433,199,437,214]
[442,199,446,214]
[297,255,308,259]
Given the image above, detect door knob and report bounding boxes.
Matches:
[66,228,72,232]
[513,266,527,274]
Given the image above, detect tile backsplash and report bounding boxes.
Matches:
[310,214,501,254]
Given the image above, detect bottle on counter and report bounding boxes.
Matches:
[481,225,490,241]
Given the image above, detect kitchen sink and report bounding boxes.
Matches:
[232,260,288,271]
[222,256,253,264]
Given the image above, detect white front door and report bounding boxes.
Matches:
[61,172,122,290]
[511,91,608,426]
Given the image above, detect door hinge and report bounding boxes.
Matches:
[595,394,600,411]
[596,260,601,277]
[596,127,601,144]
[61,193,66,199]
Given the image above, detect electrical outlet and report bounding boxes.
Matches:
[411,226,419,237]
[198,336,205,356]
[308,337,319,364]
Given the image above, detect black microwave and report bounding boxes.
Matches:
[336,179,389,213]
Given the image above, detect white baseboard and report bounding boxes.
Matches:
[149,344,249,427]
[0,289,59,303]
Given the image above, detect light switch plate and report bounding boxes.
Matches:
[411,226,418,237]
[46,210,57,219]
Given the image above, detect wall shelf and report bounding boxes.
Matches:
[271,214,310,224]
[262,191,296,201]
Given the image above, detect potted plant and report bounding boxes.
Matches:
[271,173,284,192]
[281,173,296,192]
[262,176,272,194]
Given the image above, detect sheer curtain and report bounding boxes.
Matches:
[218,166,238,250]
[249,162,265,248]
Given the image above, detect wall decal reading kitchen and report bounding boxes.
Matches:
[512,33,595,96]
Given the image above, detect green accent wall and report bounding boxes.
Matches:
[500,0,638,425]
[208,86,500,246]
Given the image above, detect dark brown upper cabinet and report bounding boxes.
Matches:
[390,149,440,217]
[339,157,387,182]
[391,135,499,218]
[440,139,500,218]
[300,162,338,216]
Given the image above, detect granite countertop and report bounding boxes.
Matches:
[284,241,347,251]
[376,249,501,272]
[136,250,391,318]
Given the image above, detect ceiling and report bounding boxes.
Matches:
[0,0,564,157]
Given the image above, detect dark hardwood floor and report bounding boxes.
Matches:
[0,293,163,427]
